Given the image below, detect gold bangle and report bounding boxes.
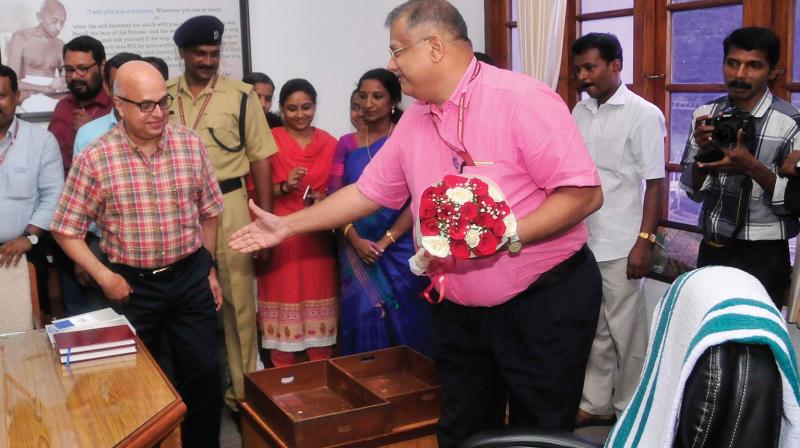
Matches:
[385,230,396,244]
[343,223,354,236]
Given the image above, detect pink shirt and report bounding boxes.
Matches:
[357,58,600,307]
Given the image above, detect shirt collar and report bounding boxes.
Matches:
[580,83,628,112]
[606,83,629,105]
[720,89,773,118]
[6,115,18,139]
[0,116,18,146]
[118,122,168,156]
[750,89,773,118]
[425,57,481,117]
[179,73,224,99]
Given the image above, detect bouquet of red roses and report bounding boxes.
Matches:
[415,174,517,261]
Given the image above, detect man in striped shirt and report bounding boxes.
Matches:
[680,27,800,308]
[51,61,224,448]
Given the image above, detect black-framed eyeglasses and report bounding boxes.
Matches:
[117,94,174,113]
[58,62,97,77]
[389,36,432,59]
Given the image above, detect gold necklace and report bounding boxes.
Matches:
[364,122,394,160]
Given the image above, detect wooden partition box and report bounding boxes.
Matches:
[244,360,392,447]
[330,346,442,427]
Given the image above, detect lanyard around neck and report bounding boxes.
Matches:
[430,62,482,169]
[177,75,218,130]
[0,120,21,166]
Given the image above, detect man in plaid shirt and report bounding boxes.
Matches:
[51,61,224,448]
[680,27,800,308]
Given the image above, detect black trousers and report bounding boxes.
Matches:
[108,248,222,448]
[432,246,602,448]
[697,239,791,308]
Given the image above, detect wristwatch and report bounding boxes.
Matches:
[638,232,657,244]
[23,231,38,246]
[507,234,522,255]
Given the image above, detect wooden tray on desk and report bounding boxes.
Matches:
[240,401,438,448]
[245,360,392,448]
[330,347,442,427]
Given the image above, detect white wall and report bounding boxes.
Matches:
[248,0,485,138]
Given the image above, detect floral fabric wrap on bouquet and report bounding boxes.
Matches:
[409,174,517,280]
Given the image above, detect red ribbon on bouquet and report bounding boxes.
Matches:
[422,274,446,304]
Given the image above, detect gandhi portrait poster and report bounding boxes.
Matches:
[1,0,249,115]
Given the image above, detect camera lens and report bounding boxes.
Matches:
[712,123,737,147]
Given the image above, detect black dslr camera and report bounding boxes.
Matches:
[694,107,757,163]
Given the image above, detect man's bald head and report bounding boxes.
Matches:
[114,61,170,146]
[38,0,66,38]
[114,60,166,100]
[40,0,66,15]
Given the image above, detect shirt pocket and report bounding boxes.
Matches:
[202,110,242,151]
[5,166,36,199]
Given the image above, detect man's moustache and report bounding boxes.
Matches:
[728,80,752,89]
[578,83,593,91]
[198,66,216,71]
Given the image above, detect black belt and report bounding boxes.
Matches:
[219,177,243,194]
[113,249,202,279]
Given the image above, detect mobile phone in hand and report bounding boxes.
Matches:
[302,185,314,207]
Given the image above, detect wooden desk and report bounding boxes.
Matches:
[0,331,185,447]
[240,401,437,448]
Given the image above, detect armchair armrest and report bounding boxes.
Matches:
[460,429,604,448]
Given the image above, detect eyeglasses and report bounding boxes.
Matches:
[117,94,174,113]
[389,37,431,59]
[58,62,97,77]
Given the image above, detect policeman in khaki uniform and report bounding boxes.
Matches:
[167,15,277,411]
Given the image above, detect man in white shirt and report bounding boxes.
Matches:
[571,33,666,426]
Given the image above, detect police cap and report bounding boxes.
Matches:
[173,15,224,48]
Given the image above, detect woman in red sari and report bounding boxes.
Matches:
[257,78,338,367]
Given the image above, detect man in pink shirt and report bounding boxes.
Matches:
[230,0,603,444]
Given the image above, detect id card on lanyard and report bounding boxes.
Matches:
[430,62,493,173]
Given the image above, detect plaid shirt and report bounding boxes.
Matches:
[51,122,223,268]
[680,90,800,241]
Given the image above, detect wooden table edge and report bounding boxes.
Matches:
[116,339,187,447]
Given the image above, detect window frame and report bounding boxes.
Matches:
[484,0,795,279]
[486,0,786,220]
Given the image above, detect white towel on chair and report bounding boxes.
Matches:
[605,266,800,448]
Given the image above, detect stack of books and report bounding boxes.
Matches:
[46,308,137,365]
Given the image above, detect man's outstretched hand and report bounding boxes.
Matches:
[229,199,290,253]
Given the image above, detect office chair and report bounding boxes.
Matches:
[462,267,798,448]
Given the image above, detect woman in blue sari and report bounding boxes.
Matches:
[329,69,433,357]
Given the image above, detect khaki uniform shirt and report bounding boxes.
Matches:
[166,74,277,181]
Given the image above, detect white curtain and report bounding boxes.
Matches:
[517,0,567,90]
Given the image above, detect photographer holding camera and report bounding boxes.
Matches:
[680,27,800,308]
